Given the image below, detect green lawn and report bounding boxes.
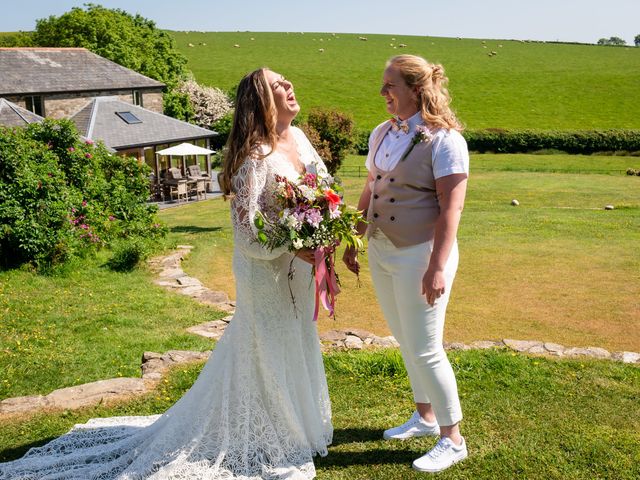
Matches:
[171,32,640,131]
[0,253,220,401]
[1,349,638,479]
[161,153,640,352]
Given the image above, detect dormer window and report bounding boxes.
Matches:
[115,111,142,124]
[25,96,44,116]
[132,90,143,107]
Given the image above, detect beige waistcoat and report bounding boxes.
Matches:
[366,122,439,248]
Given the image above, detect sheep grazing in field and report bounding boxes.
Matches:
[250,37,255,41]
[491,51,497,55]
[498,44,503,47]
[358,36,368,41]
[233,44,240,48]
[398,43,407,48]
[318,48,325,53]
[188,43,194,47]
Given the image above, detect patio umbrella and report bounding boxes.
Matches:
[155,143,216,178]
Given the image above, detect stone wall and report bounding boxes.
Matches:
[3,88,164,119]
[142,92,163,113]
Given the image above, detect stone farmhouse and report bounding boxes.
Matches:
[0,47,216,190]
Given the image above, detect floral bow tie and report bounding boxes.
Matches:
[390,117,410,134]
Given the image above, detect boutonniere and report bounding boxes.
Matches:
[400,125,433,161]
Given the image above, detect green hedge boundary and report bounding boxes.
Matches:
[462,129,640,155]
[353,129,640,155]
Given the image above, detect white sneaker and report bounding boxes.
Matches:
[382,411,439,440]
[412,436,468,473]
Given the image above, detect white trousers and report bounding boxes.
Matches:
[368,230,463,426]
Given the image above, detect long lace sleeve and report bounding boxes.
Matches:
[231,156,289,261]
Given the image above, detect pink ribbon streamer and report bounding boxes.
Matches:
[313,247,341,321]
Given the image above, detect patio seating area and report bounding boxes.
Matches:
[149,143,219,206]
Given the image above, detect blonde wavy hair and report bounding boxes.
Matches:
[219,68,278,197]
[387,54,463,131]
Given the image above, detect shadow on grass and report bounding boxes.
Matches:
[1,429,417,467]
[0,437,57,463]
[329,427,383,446]
[318,428,423,467]
[169,226,222,234]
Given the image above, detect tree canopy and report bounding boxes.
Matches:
[33,3,187,87]
[596,36,627,46]
[635,34,640,47]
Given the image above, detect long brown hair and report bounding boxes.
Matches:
[219,68,278,196]
[387,54,463,131]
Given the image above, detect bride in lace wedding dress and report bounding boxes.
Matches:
[0,68,333,480]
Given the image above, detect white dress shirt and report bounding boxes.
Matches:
[365,112,469,179]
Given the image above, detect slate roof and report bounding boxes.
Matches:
[0,98,44,126]
[0,48,165,96]
[71,97,216,150]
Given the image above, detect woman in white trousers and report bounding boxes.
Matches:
[343,54,469,473]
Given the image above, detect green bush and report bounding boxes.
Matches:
[0,31,34,47]
[303,108,354,175]
[106,237,152,272]
[210,111,233,151]
[462,129,640,154]
[0,128,77,268]
[0,120,166,270]
[162,89,194,123]
[352,129,370,156]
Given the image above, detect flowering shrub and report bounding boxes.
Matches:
[176,77,233,130]
[0,119,166,270]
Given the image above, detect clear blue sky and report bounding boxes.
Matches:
[2,0,639,45]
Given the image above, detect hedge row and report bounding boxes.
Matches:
[462,129,640,154]
[353,129,640,155]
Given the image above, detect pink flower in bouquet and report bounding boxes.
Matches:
[305,208,323,228]
[301,173,317,188]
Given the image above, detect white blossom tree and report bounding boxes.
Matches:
[176,77,233,130]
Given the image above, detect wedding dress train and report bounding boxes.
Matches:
[0,127,332,480]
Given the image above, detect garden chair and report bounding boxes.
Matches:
[187,164,212,194]
[165,168,189,203]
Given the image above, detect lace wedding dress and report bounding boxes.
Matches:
[0,127,333,480]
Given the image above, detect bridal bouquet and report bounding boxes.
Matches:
[254,170,364,320]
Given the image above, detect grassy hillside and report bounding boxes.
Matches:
[170,32,640,131]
